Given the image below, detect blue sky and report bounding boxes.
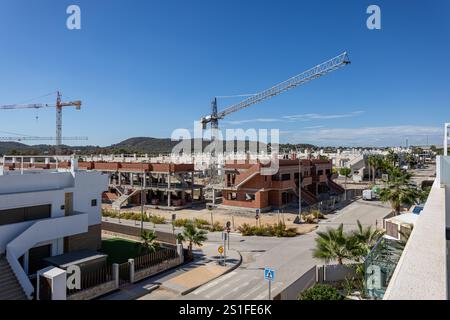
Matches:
[0,0,449,147]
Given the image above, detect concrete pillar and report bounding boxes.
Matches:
[167,174,171,189]
[45,157,50,164]
[128,259,135,283]
[30,157,35,164]
[212,189,216,205]
[143,172,147,188]
[113,263,119,288]
[177,243,184,264]
[130,173,134,187]
[167,191,171,207]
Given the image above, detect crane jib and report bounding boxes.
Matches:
[206,52,350,122]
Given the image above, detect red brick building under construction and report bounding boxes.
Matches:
[222,156,344,212]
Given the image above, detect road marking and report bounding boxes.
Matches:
[253,281,283,300]
[237,280,267,299]
[214,281,251,300]
[192,271,237,295]
[203,273,247,299]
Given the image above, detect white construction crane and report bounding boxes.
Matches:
[0,91,82,146]
[200,52,350,129]
[0,136,87,142]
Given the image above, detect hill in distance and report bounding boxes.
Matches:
[0,137,296,156]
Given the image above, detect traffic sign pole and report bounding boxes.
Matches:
[268,278,271,300]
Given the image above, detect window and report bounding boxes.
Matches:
[91,199,97,207]
[245,193,256,201]
[0,204,51,226]
[228,193,237,201]
[281,173,291,181]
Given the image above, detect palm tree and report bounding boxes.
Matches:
[339,167,352,201]
[313,224,354,264]
[140,230,158,254]
[350,220,385,260]
[379,168,420,215]
[178,222,208,257]
[386,150,399,167]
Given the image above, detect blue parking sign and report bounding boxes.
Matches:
[264,268,275,281]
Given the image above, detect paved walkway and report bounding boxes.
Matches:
[101,246,241,300]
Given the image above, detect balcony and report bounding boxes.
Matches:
[382,156,449,300]
[313,174,328,183]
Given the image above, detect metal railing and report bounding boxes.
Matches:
[134,248,178,272]
[67,264,113,296]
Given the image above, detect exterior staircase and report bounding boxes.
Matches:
[327,179,345,194]
[0,255,27,300]
[112,189,140,210]
[301,188,319,205]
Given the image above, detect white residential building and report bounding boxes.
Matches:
[382,155,450,299]
[0,158,108,300]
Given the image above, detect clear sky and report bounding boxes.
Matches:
[0,0,449,147]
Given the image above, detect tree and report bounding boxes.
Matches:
[379,167,421,215]
[339,167,352,200]
[178,222,208,257]
[350,220,385,260]
[386,150,399,167]
[140,230,158,254]
[313,224,355,264]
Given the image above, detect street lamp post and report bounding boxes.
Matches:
[140,165,145,234]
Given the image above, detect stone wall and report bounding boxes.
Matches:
[67,280,117,300]
[134,257,180,283]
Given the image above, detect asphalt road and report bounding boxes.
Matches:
[183,198,392,300]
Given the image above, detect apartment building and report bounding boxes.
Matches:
[0,158,108,300]
[380,155,450,300]
[221,156,344,212]
[76,161,204,210]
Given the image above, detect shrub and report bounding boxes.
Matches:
[149,215,166,225]
[237,223,253,236]
[237,222,297,237]
[172,218,192,227]
[207,221,224,232]
[194,218,210,229]
[299,284,343,300]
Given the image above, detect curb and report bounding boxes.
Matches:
[179,250,243,296]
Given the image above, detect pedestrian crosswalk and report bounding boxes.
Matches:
[188,270,284,300]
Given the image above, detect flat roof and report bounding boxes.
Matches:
[43,250,107,268]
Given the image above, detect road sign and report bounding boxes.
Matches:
[218,246,224,254]
[255,209,260,220]
[264,268,275,281]
[226,221,231,228]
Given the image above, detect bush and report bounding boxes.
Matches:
[299,284,343,300]
[149,215,166,225]
[207,221,224,232]
[194,218,210,229]
[237,222,297,237]
[172,218,192,227]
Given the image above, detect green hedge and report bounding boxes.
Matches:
[238,222,297,237]
[299,284,344,300]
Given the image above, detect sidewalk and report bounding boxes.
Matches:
[160,248,241,296]
[100,245,241,300]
